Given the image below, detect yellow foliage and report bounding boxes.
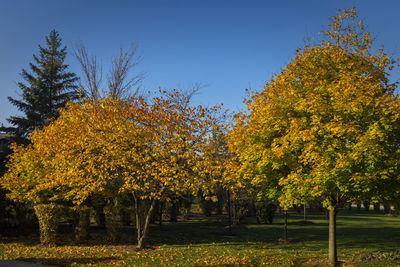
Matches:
[1,90,225,204]
[226,7,400,209]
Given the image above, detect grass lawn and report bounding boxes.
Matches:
[1,210,400,266]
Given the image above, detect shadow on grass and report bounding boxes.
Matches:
[16,257,120,266]
[143,212,400,252]
[3,211,400,254]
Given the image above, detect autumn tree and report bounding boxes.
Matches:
[124,89,225,249]
[227,8,400,265]
[0,90,222,248]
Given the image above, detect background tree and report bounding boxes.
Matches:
[227,8,400,265]
[108,45,143,99]
[74,43,143,100]
[0,30,79,232]
[73,44,102,101]
[2,30,79,142]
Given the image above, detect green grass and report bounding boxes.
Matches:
[1,210,400,266]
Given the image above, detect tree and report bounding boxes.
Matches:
[73,44,102,101]
[227,8,400,265]
[124,89,223,249]
[74,43,143,100]
[3,30,79,141]
[0,90,223,248]
[0,30,79,233]
[108,45,143,99]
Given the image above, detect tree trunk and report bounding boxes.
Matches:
[383,203,391,214]
[373,203,380,213]
[134,188,165,250]
[134,197,141,246]
[227,191,232,225]
[136,197,157,250]
[94,205,106,228]
[159,201,164,228]
[283,210,288,242]
[169,202,178,222]
[328,207,338,265]
[363,201,370,211]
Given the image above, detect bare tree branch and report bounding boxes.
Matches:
[107,44,144,99]
[163,83,206,109]
[183,82,205,103]
[73,43,102,101]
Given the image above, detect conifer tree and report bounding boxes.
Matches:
[2,30,79,142]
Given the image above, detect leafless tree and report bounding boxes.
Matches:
[108,44,144,99]
[73,43,102,101]
[74,43,143,100]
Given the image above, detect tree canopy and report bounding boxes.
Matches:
[0,90,224,248]
[226,8,400,264]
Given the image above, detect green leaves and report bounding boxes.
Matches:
[228,7,400,209]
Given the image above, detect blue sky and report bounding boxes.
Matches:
[1,0,400,126]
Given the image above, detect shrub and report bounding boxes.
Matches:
[384,203,392,214]
[93,205,106,228]
[71,205,91,243]
[363,201,371,211]
[199,197,215,217]
[120,206,133,226]
[373,203,381,213]
[255,202,277,224]
[165,201,179,222]
[179,198,192,220]
[34,204,62,245]
[14,203,36,231]
[104,202,121,242]
[232,200,249,225]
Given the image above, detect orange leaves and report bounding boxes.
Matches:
[1,90,225,205]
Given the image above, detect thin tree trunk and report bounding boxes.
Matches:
[134,195,141,246]
[227,191,233,225]
[283,210,288,242]
[159,201,164,228]
[136,197,157,249]
[328,207,337,265]
[363,201,370,211]
[384,203,391,214]
[373,203,380,213]
[227,191,232,225]
[135,187,166,250]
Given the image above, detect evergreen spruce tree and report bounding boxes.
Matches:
[2,30,79,142]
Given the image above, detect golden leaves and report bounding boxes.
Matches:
[1,90,225,205]
[227,7,400,209]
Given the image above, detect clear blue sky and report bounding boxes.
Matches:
[1,0,400,126]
